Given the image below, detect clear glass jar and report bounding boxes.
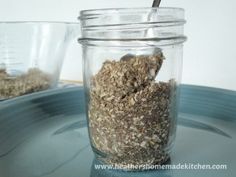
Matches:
[0,22,79,100]
[78,7,186,170]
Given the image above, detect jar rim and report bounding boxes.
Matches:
[79,7,184,19]
[78,36,187,47]
[78,7,186,46]
[78,7,185,29]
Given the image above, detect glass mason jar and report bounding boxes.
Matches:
[78,7,186,170]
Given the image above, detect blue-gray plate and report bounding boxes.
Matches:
[0,85,235,177]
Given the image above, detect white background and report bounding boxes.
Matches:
[0,0,235,90]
